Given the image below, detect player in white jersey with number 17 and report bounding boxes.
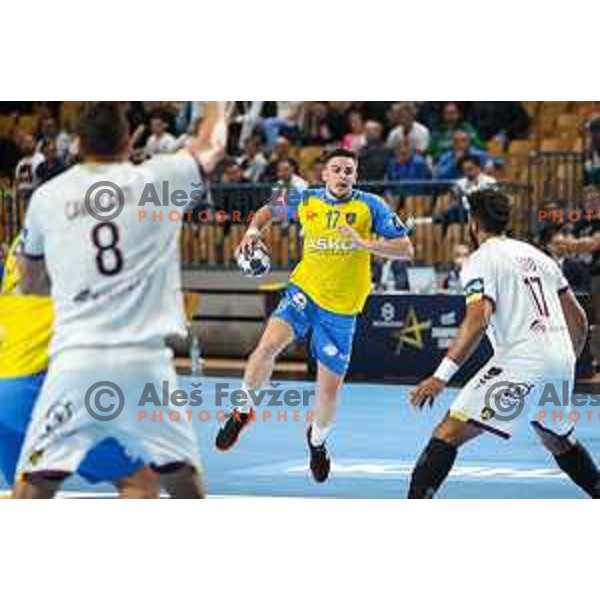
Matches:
[408,188,600,499]
[13,102,226,499]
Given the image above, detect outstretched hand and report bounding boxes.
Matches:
[410,377,447,410]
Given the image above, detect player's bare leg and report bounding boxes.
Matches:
[532,423,600,498]
[12,472,68,499]
[115,466,160,499]
[306,362,344,483]
[407,415,482,498]
[215,317,294,450]
[155,462,206,499]
[243,317,295,391]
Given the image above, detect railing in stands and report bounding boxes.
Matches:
[0,176,533,269]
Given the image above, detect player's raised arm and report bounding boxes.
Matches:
[185,102,228,175]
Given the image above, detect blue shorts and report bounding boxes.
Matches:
[273,284,356,376]
[0,373,144,486]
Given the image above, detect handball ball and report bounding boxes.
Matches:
[237,243,271,278]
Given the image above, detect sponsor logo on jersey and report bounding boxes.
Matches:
[305,238,357,252]
[390,214,405,233]
[480,406,495,421]
[474,366,504,390]
[322,344,338,357]
[291,292,308,311]
[530,319,548,334]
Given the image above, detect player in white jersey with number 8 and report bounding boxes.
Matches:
[13,102,226,499]
[408,188,600,499]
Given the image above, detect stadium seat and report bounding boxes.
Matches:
[556,113,582,132]
[508,140,535,155]
[17,115,38,134]
[540,138,572,152]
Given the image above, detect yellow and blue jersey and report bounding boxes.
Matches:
[0,235,53,378]
[272,187,407,315]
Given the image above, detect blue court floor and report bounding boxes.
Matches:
[3,376,600,498]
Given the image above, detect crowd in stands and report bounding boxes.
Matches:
[0,101,529,194]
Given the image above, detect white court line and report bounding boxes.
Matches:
[283,461,568,480]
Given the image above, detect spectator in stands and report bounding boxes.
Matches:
[342,111,366,153]
[326,102,352,141]
[584,118,600,186]
[173,101,203,137]
[261,136,299,182]
[14,132,45,199]
[358,120,388,184]
[415,101,453,130]
[428,102,484,159]
[214,157,252,220]
[435,130,492,180]
[540,225,589,292]
[533,198,569,244]
[301,102,335,146]
[386,102,430,153]
[455,155,496,195]
[385,139,432,198]
[443,244,470,291]
[467,101,530,144]
[261,101,303,149]
[35,116,59,152]
[221,158,249,186]
[0,124,22,178]
[145,112,177,156]
[35,138,67,185]
[372,256,410,292]
[349,102,393,125]
[275,158,308,193]
[309,158,325,187]
[237,135,268,183]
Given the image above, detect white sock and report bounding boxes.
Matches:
[311,421,331,446]
[237,382,254,414]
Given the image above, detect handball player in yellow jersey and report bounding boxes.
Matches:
[216,148,414,482]
[0,233,161,497]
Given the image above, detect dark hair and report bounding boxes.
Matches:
[468,188,512,234]
[221,157,239,169]
[458,154,481,170]
[77,102,129,157]
[322,148,358,164]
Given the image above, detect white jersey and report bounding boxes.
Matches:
[22,152,202,358]
[460,237,574,368]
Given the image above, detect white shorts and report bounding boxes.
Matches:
[449,358,575,439]
[16,346,202,478]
